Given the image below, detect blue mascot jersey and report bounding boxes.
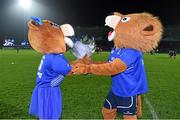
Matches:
[108,48,148,97]
[36,54,71,87]
[29,53,71,119]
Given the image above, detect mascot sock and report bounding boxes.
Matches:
[102,107,117,119]
[123,115,137,120]
[137,95,142,118]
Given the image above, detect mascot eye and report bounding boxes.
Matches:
[50,22,60,28]
[121,17,130,23]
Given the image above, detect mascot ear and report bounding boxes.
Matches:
[105,15,121,29]
[60,24,75,36]
[28,21,39,30]
[141,24,156,36]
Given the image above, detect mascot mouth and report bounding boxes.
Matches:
[105,14,121,42]
[64,37,74,48]
[60,24,75,48]
[108,30,115,41]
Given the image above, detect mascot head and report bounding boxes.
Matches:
[105,12,163,52]
[28,17,74,54]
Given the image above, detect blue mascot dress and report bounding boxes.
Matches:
[29,54,71,119]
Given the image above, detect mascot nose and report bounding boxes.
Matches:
[30,16,43,26]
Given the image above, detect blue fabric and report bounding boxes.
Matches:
[29,54,71,119]
[104,90,137,115]
[51,74,64,87]
[30,16,43,26]
[108,48,148,97]
[29,86,62,119]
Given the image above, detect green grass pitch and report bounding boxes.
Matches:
[0,49,180,119]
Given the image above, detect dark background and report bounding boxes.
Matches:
[1,0,180,26]
[0,0,180,50]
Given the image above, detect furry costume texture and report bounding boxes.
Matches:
[28,18,86,119]
[28,20,66,53]
[72,12,163,120]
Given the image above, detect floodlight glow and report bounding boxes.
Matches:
[19,0,32,9]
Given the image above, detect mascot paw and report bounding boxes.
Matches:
[81,55,91,64]
[71,55,91,66]
[72,63,90,75]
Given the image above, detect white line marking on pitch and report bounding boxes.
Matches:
[143,95,159,120]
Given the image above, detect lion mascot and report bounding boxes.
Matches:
[28,17,77,119]
[73,12,163,119]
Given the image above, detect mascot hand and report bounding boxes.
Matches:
[72,63,90,75]
[80,55,91,64]
[71,55,91,66]
[51,74,64,87]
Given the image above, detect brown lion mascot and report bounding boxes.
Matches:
[72,12,163,120]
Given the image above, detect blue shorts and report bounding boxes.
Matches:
[104,90,137,115]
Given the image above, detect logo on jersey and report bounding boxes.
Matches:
[37,56,45,78]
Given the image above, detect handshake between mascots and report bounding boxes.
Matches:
[72,12,163,120]
[27,11,163,119]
